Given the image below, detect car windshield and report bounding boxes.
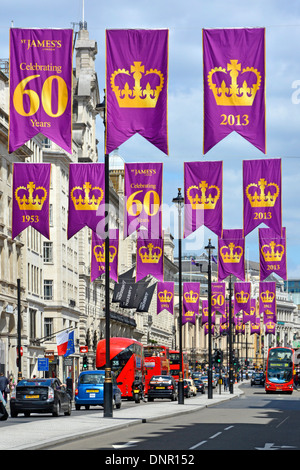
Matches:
[79,374,105,384]
[17,379,52,387]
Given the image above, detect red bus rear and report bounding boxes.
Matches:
[169,350,189,382]
[144,345,170,395]
[96,337,144,399]
[265,347,295,394]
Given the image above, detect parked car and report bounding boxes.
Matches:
[183,379,192,397]
[10,378,72,418]
[75,370,122,410]
[186,378,197,396]
[251,372,265,386]
[147,375,177,402]
[193,378,205,394]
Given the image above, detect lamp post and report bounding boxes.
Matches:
[172,188,184,405]
[97,94,113,417]
[228,275,234,394]
[205,238,215,399]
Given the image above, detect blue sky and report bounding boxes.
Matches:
[1,0,300,277]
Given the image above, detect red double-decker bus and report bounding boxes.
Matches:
[144,345,170,395]
[169,350,189,382]
[265,347,295,394]
[96,337,144,399]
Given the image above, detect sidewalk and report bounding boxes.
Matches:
[0,383,245,450]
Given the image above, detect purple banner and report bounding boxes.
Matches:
[157,281,174,315]
[106,29,169,155]
[91,229,119,282]
[211,282,226,315]
[183,282,200,325]
[234,282,251,321]
[246,298,257,324]
[184,161,223,238]
[204,324,215,336]
[243,159,282,237]
[203,28,265,154]
[68,164,105,239]
[201,299,208,325]
[250,314,261,335]
[265,320,276,335]
[9,28,72,154]
[235,317,245,335]
[12,163,51,239]
[136,237,164,282]
[124,162,162,238]
[259,282,277,325]
[259,227,287,281]
[218,229,245,281]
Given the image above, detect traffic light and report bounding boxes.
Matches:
[83,355,88,370]
[215,349,222,364]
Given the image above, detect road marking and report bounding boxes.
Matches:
[209,432,222,439]
[112,440,140,449]
[224,425,234,431]
[189,441,207,449]
[255,442,296,450]
[276,416,289,428]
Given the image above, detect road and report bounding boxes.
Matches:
[42,383,300,451]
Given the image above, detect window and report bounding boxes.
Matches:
[43,242,53,263]
[44,318,53,339]
[29,309,36,341]
[44,280,53,300]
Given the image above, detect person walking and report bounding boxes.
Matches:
[0,373,9,401]
[224,374,228,391]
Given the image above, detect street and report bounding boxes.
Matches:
[40,383,300,451]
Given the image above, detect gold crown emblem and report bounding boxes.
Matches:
[265,321,275,329]
[260,291,275,303]
[184,290,199,303]
[93,243,117,263]
[110,61,164,108]
[15,181,47,211]
[251,324,260,330]
[71,182,104,211]
[264,308,275,317]
[261,241,284,262]
[184,310,195,317]
[235,291,250,303]
[158,290,173,303]
[220,243,243,263]
[246,178,279,208]
[208,59,261,106]
[139,243,162,263]
[186,181,220,210]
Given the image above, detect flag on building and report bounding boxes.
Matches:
[56,330,71,356]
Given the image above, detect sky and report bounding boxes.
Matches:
[1,0,300,278]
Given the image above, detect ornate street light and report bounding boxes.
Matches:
[172,188,184,404]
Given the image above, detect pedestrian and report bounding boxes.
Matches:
[0,372,9,401]
[0,389,8,421]
[224,374,228,391]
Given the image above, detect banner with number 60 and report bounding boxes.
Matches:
[9,28,73,154]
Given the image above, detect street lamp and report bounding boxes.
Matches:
[172,188,184,405]
[204,238,215,399]
[97,94,113,417]
[228,275,234,394]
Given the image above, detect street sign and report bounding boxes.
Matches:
[38,357,49,372]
